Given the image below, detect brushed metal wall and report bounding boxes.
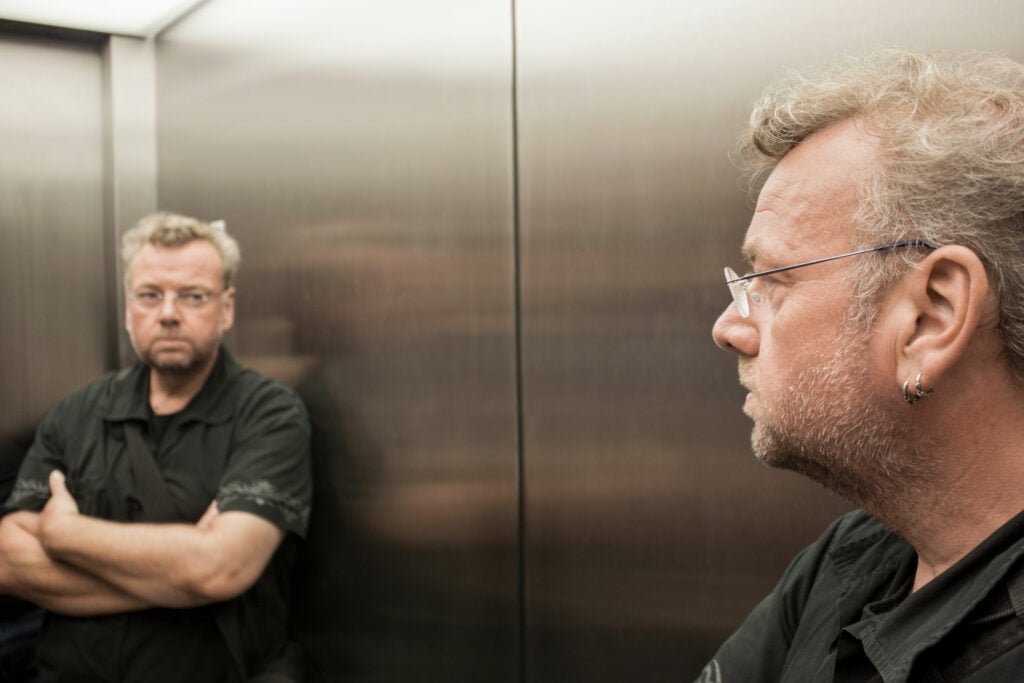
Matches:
[5,2,1024,682]
[154,2,520,680]
[516,2,1024,679]
[0,30,110,456]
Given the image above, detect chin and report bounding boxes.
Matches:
[145,348,203,374]
[153,360,199,375]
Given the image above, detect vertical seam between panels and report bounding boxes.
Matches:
[100,36,123,372]
[509,1,527,682]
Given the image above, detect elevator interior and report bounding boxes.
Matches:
[2,1,1024,680]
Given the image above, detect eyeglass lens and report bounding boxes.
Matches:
[723,267,750,317]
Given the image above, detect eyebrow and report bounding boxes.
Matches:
[739,242,767,269]
[740,235,793,271]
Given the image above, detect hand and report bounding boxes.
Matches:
[6,510,41,537]
[39,470,80,551]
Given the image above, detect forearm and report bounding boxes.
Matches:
[8,558,150,616]
[41,514,226,608]
[0,513,148,616]
[37,471,284,608]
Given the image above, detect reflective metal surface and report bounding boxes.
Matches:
[4,1,1024,682]
[103,34,159,366]
[515,3,1024,678]
[0,30,109,444]
[155,2,519,680]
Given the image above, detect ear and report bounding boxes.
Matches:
[891,246,991,390]
[220,287,236,333]
[124,291,132,332]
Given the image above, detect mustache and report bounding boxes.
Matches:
[738,362,755,391]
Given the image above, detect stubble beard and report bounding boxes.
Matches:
[143,345,210,376]
[130,330,218,379]
[744,319,934,516]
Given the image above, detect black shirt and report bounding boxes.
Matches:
[5,349,312,682]
[697,508,1024,682]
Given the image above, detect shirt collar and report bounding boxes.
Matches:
[844,507,1024,681]
[98,347,240,425]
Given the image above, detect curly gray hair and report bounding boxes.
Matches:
[738,48,1024,379]
[121,212,241,290]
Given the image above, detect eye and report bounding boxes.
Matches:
[135,291,162,303]
[746,275,783,305]
[177,291,212,308]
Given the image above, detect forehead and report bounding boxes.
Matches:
[743,119,880,267]
[128,241,223,287]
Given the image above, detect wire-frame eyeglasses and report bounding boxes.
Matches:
[724,239,939,318]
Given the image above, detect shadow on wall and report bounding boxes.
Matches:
[0,427,45,681]
[236,220,519,681]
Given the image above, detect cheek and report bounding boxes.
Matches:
[196,313,227,340]
[758,321,829,384]
[125,311,144,336]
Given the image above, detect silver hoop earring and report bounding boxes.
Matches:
[903,371,933,405]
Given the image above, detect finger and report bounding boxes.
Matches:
[48,470,67,495]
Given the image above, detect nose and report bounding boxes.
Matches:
[158,295,182,322]
[712,302,758,356]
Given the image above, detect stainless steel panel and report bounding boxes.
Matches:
[7,2,1024,682]
[103,35,159,366]
[154,2,519,681]
[516,1,1024,680]
[0,31,109,447]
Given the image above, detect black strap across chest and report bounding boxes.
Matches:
[123,423,180,523]
[121,421,249,682]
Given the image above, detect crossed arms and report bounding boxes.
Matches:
[0,470,284,616]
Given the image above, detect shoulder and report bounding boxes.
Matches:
[706,511,893,676]
[220,353,305,409]
[42,365,141,423]
[782,510,892,583]
[766,509,904,634]
[216,359,310,443]
[759,510,888,614]
[214,365,312,533]
[229,367,309,426]
[234,367,305,407]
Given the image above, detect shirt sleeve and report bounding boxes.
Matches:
[3,400,70,514]
[215,378,312,538]
[694,515,848,683]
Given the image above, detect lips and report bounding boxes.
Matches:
[738,364,756,394]
[737,364,758,418]
[152,337,190,349]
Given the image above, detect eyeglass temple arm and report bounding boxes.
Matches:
[725,239,939,284]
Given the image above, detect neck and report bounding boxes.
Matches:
[870,381,1024,593]
[147,349,219,415]
[880,481,1019,593]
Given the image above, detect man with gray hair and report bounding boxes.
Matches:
[0,212,312,681]
[705,49,1024,681]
